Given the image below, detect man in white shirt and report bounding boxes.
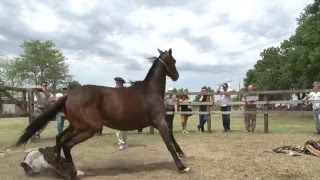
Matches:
[114,77,129,150]
[217,83,236,132]
[303,81,320,133]
[21,146,84,178]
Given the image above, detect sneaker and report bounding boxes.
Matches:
[118,145,128,150]
[197,127,201,133]
[245,130,250,133]
[182,130,189,134]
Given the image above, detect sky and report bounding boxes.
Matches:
[0,0,313,92]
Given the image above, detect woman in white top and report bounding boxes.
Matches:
[303,81,320,133]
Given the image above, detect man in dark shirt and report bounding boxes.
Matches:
[197,86,213,132]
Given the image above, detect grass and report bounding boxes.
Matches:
[0,114,315,149]
[0,115,319,180]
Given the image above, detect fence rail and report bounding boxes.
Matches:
[1,86,319,134]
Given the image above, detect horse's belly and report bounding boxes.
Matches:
[102,113,150,131]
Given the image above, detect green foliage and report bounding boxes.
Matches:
[14,40,71,89]
[0,54,22,87]
[244,0,320,98]
[66,80,81,90]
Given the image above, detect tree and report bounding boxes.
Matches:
[66,80,81,90]
[0,54,22,87]
[244,0,320,96]
[13,40,71,90]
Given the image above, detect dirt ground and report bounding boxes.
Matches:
[2,130,320,180]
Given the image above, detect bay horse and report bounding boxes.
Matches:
[16,48,190,178]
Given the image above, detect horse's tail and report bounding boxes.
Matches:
[15,95,68,146]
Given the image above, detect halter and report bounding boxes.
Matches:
[158,58,172,75]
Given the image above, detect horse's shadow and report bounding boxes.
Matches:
[80,160,175,177]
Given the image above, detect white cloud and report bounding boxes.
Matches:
[0,0,313,92]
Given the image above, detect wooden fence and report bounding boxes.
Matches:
[164,89,320,133]
[1,86,319,134]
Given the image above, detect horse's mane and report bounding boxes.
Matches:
[147,56,158,63]
[130,56,159,86]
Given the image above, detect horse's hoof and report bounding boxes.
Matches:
[178,152,185,157]
[182,167,191,173]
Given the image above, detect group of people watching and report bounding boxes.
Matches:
[30,80,320,152]
[164,83,258,134]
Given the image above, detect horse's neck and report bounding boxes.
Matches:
[144,62,166,96]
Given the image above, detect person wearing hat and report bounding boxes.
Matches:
[20,146,84,178]
[113,77,129,150]
[30,84,47,142]
[217,83,236,132]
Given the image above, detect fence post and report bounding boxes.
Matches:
[0,90,2,115]
[27,89,34,124]
[23,90,28,115]
[207,112,212,133]
[263,95,269,133]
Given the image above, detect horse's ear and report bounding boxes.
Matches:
[168,48,172,54]
[158,48,164,54]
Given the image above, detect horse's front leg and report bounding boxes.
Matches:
[154,117,190,172]
[166,114,185,157]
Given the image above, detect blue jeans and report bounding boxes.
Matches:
[198,114,208,131]
[221,106,231,130]
[56,112,65,135]
[313,109,320,133]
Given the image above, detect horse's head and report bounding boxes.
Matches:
[157,48,179,81]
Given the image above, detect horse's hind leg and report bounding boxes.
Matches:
[62,129,96,164]
[55,126,74,159]
[155,118,190,172]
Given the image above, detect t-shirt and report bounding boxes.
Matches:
[34,91,46,108]
[165,95,176,110]
[199,95,210,111]
[220,89,233,107]
[243,93,259,110]
[308,92,320,110]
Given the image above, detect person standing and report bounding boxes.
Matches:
[197,86,213,133]
[30,85,47,142]
[114,77,129,150]
[217,83,236,132]
[242,84,259,132]
[302,81,320,134]
[165,87,178,132]
[55,87,67,135]
[179,93,191,133]
[31,82,55,141]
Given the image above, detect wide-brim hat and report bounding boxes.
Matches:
[33,85,44,90]
[114,77,125,83]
